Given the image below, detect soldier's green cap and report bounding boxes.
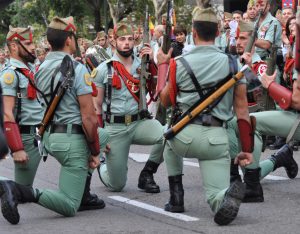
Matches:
[239,20,254,32]
[6,26,33,42]
[48,16,76,33]
[108,28,114,35]
[114,23,133,38]
[247,0,255,8]
[97,31,106,38]
[224,12,233,19]
[192,7,218,23]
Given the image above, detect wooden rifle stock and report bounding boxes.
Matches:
[38,95,61,136]
[164,66,249,140]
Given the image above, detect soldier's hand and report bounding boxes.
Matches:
[240,52,252,66]
[13,150,29,164]
[140,43,153,61]
[261,71,276,89]
[235,152,253,167]
[157,47,173,65]
[88,155,100,169]
[104,144,110,153]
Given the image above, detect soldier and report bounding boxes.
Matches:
[97,31,109,49]
[94,24,164,193]
[232,10,243,22]
[247,0,258,23]
[254,0,282,60]
[156,7,253,225]
[215,12,232,52]
[107,28,116,57]
[0,27,43,187]
[0,49,8,71]
[0,16,108,225]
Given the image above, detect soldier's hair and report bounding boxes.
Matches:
[173,25,187,36]
[232,10,243,17]
[193,21,218,41]
[46,28,74,50]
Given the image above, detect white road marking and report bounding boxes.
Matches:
[129,152,289,181]
[129,153,149,162]
[109,196,199,222]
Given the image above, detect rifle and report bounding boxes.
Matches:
[37,55,75,137]
[155,0,173,125]
[296,2,300,73]
[164,65,251,139]
[262,24,277,110]
[139,5,151,119]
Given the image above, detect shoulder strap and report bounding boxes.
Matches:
[178,57,203,98]
[105,62,113,121]
[13,70,21,123]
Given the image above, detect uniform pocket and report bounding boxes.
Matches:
[49,142,71,164]
[169,133,193,157]
[207,136,229,159]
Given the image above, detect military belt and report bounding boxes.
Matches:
[19,125,37,134]
[49,124,84,135]
[190,114,224,127]
[105,114,139,125]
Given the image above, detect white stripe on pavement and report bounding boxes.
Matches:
[109,196,199,222]
[129,152,289,181]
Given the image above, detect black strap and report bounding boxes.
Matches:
[105,62,113,121]
[178,57,203,98]
[14,70,21,123]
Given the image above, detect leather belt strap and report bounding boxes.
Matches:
[105,114,139,125]
[191,115,223,127]
[19,125,37,134]
[49,124,84,135]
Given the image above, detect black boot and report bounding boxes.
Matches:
[243,168,264,203]
[268,136,286,150]
[164,175,184,213]
[138,160,160,193]
[230,159,241,183]
[214,180,245,225]
[0,180,38,225]
[78,173,105,211]
[270,144,298,179]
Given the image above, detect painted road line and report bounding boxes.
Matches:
[129,153,289,181]
[129,153,149,162]
[109,196,199,222]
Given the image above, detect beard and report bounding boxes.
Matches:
[117,48,133,58]
[19,48,36,64]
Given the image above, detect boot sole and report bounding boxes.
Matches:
[242,197,264,203]
[0,183,20,225]
[214,181,245,226]
[164,204,185,213]
[78,202,106,212]
[286,158,298,179]
[138,183,160,193]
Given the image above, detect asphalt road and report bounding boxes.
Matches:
[1,145,300,234]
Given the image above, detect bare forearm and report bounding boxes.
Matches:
[255,39,271,50]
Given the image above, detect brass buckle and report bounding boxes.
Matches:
[124,115,132,125]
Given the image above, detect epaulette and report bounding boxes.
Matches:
[174,55,183,61]
[105,58,113,64]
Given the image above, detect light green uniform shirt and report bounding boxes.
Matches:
[214,32,227,52]
[255,12,282,59]
[293,69,298,81]
[0,58,43,125]
[35,52,92,124]
[94,53,141,115]
[106,46,115,57]
[175,45,245,121]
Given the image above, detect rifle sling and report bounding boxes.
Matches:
[105,62,113,120]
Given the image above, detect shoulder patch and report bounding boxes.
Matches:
[91,69,98,78]
[84,73,92,86]
[3,72,15,85]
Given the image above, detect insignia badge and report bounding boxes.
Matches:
[257,64,267,76]
[91,69,98,78]
[3,73,14,85]
[84,73,92,86]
